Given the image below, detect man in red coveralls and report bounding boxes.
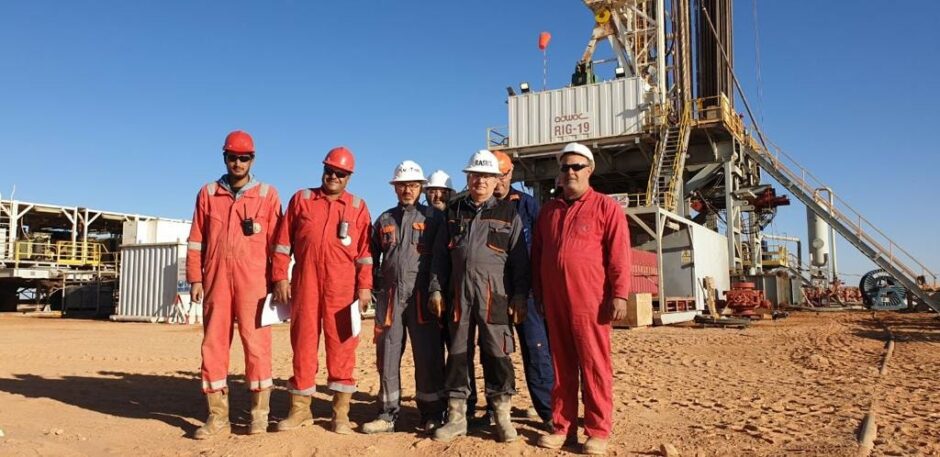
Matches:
[532,142,631,455]
[187,130,282,439]
[272,146,373,435]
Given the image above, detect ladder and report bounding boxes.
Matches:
[646,106,692,211]
[743,139,940,313]
[0,197,10,261]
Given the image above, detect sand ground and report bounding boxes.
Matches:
[0,311,938,456]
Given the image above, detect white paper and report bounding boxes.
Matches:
[350,299,361,337]
[260,293,291,327]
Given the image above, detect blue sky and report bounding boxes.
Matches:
[2,1,938,279]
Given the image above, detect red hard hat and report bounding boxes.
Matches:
[223,130,254,155]
[323,146,355,173]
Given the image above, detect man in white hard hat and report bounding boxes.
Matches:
[429,150,530,443]
[424,170,454,211]
[533,142,632,455]
[362,160,447,435]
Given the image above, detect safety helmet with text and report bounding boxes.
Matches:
[323,146,356,173]
[390,160,427,184]
[223,130,254,155]
[462,150,501,175]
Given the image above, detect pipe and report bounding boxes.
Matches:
[656,0,667,106]
[109,315,161,323]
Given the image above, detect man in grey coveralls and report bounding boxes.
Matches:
[429,150,529,443]
[362,160,446,434]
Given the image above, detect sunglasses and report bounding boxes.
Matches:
[560,163,590,173]
[323,166,350,178]
[225,153,254,163]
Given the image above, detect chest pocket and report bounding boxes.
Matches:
[411,221,428,253]
[485,221,512,253]
[380,224,398,250]
[571,217,597,241]
[447,219,467,250]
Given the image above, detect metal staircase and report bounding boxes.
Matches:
[646,106,693,211]
[743,138,940,313]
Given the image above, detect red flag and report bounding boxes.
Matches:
[538,31,552,51]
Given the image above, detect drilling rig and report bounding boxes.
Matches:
[487,0,939,322]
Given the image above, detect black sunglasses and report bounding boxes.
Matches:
[323,166,350,178]
[560,163,590,173]
[224,153,254,163]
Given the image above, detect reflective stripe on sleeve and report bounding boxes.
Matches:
[275,244,291,255]
[188,241,204,251]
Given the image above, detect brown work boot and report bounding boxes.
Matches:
[433,398,468,442]
[277,394,313,431]
[538,432,578,449]
[330,392,354,435]
[194,390,230,440]
[583,437,609,455]
[492,395,518,443]
[249,389,271,435]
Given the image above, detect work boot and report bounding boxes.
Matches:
[583,437,609,455]
[361,418,395,434]
[420,412,444,434]
[194,390,230,440]
[249,389,271,435]
[433,398,468,442]
[492,395,518,443]
[538,432,578,449]
[330,392,354,435]
[277,394,313,431]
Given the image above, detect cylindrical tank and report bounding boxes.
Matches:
[807,204,830,268]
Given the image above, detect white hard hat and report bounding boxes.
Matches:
[558,142,594,163]
[390,160,427,184]
[425,170,454,190]
[462,150,501,175]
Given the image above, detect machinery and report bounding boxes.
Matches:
[858,269,907,311]
[488,0,940,319]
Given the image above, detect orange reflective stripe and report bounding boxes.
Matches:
[416,290,427,324]
[412,222,426,230]
[486,278,493,323]
[384,290,394,326]
[381,225,396,234]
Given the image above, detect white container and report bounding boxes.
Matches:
[116,243,187,322]
[508,76,651,149]
[123,219,191,245]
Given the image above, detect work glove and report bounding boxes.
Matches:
[429,291,444,318]
[509,295,528,325]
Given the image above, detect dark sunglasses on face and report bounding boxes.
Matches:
[323,167,350,178]
[225,153,254,163]
[560,163,590,173]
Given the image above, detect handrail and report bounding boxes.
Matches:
[748,136,937,286]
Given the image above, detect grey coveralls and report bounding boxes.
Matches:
[430,196,530,401]
[371,203,446,422]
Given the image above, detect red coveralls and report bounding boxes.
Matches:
[272,188,373,395]
[531,187,631,439]
[186,178,282,393]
